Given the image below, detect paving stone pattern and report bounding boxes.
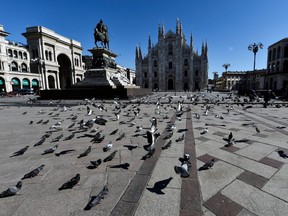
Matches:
[1,92,288,216]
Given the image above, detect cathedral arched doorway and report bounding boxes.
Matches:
[57,54,72,89]
[168,79,174,90]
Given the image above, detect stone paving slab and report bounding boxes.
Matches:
[222,179,288,216]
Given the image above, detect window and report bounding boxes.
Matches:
[195,70,199,76]
[23,52,27,60]
[184,70,188,77]
[11,62,18,71]
[21,63,28,72]
[184,59,188,66]
[277,46,281,59]
[168,44,173,55]
[284,44,288,58]
[154,71,157,77]
[13,50,18,58]
[8,49,12,57]
[144,72,147,78]
[268,50,272,61]
[49,51,52,61]
[153,60,157,67]
[45,50,48,60]
[276,61,280,72]
[283,60,288,72]
[169,62,172,69]
[272,48,276,60]
[19,52,23,59]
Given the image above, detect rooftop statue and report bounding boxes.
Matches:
[94,19,109,49]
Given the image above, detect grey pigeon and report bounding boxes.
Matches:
[78,146,92,158]
[175,134,185,142]
[22,164,45,179]
[198,159,215,171]
[278,150,288,158]
[64,133,75,141]
[51,134,63,142]
[103,150,117,162]
[0,181,22,198]
[10,146,29,157]
[174,161,191,178]
[58,174,80,190]
[42,145,58,155]
[84,185,108,210]
[89,159,102,168]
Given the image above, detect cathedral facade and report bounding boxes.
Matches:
[135,20,208,91]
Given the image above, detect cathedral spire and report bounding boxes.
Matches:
[162,21,165,36]
[176,17,180,35]
[205,39,208,56]
[190,33,194,50]
[148,35,151,50]
[201,41,205,56]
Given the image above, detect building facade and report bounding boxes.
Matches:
[266,38,288,91]
[135,20,208,91]
[0,24,84,93]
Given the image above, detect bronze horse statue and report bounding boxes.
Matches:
[94,24,109,49]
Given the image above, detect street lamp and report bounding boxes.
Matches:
[222,63,230,72]
[248,42,263,90]
[31,58,43,90]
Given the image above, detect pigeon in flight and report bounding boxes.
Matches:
[58,174,80,191]
[0,181,22,198]
[84,185,108,210]
[22,164,45,180]
[174,154,191,178]
[10,146,29,157]
[103,150,118,162]
[198,159,215,171]
[78,146,92,158]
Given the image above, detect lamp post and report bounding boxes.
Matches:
[31,58,43,90]
[248,42,263,90]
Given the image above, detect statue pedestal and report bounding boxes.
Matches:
[89,48,117,69]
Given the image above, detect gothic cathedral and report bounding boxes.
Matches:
[135,20,208,91]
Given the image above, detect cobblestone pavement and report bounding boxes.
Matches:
[0,92,288,216]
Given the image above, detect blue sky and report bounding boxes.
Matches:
[1,0,288,78]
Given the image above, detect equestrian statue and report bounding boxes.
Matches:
[94,19,109,49]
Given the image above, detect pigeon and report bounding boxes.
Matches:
[252,124,260,133]
[278,150,288,158]
[94,116,107,125]
[36,119,43,124]
[10,146,29,157]
[147,177,173,195]
[55,149,76,156]
[200,127,208,135]
[91,132,105,143]
[103,150,117,162]
[162,140,172,150]
[22,164,45,179]
[84,185,108,210]
[175,134,185,142]
[78,146,92,158]
[42,119,49,125]
[34,137,46,147]
[58,174,80,191]
[194,113,200,120]
[175,153,191,178]
[215,114,224,119]
[86,106,93,116]
[243,105,253,110]
[89,159,102,168]
[144,131,160,151]
[0,181,22,198]
[29,120,33,124]
[103,143,113,152]
[198,159,215,171]
[22,111,27,115]
[42,145,58,155]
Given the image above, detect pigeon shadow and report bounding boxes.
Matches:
[198,166,209,171]
[146,177,173,195]
[109,163,130,170]
[86,165,98,169]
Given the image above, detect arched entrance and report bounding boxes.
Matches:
[168,79,174,90]
[0,77,6,92]
[184,83,189,91]
[153,83,158,90]
[11,77,20,91]
[22,78,30,89]
[48,75,55,89]
[32,79,39,92]
[57,54,72,89]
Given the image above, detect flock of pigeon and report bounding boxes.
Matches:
[1,92,286,213]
